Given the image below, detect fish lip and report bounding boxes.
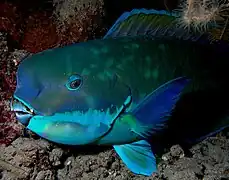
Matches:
[11,97,36,115]
[11,97,36,126]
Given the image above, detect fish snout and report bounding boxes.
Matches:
[11,97,35,126]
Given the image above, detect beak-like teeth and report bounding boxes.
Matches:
[29,108,34,114]
[11,97,35,115]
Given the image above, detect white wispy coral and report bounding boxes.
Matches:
[176,0,229,33]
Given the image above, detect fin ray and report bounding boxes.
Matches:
[103,8,227,42]
[131,77,191,138]
[103,8,206,41]
[113,140,156,176]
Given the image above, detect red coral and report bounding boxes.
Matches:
[20,12,97,53]
[0,48,29,146]
[0,2,26,145]
[21,5,105,53]
[0,2,23,42]
[21,12,61,53]
[0,53,21,146]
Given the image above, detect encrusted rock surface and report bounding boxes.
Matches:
[1,135,229,180]
[0,32,27,146]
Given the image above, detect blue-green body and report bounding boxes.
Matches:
[11,8,229,176]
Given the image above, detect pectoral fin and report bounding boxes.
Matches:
[131,76,191,138]
[113,140,156,176]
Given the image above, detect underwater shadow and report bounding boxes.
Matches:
[149,89,229,156]
[23,130,112,156]
[57,144,112,156]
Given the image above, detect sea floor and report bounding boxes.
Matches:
[1,134,229,179]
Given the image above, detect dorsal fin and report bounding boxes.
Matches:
[103,8,216,42]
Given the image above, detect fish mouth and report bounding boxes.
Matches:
[11,97,36,126]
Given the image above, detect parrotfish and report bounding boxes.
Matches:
[11,9,229,176]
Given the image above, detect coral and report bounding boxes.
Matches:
[52,0,106,46]
[176,0,229,40]
[0,32,28,146]
[0,2,23,43]
[21,12,61,53]
[21,0,106,53]
[53,0,104,24]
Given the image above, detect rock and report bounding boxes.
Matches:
[57,150,117,179]
[161,158,204,180]
[0,137,52,180]
[162,144,185,162]
[1,134,229,180]
[35,170,55,180]
[170,144,185,158]
[49,148,64,167]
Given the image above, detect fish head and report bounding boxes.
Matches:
[11,44,132,130]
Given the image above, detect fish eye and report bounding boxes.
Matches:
[66,74,83,91]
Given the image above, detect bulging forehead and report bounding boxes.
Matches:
[19,51,69,78]
[17,37,141,92]
[18,41,109,81]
